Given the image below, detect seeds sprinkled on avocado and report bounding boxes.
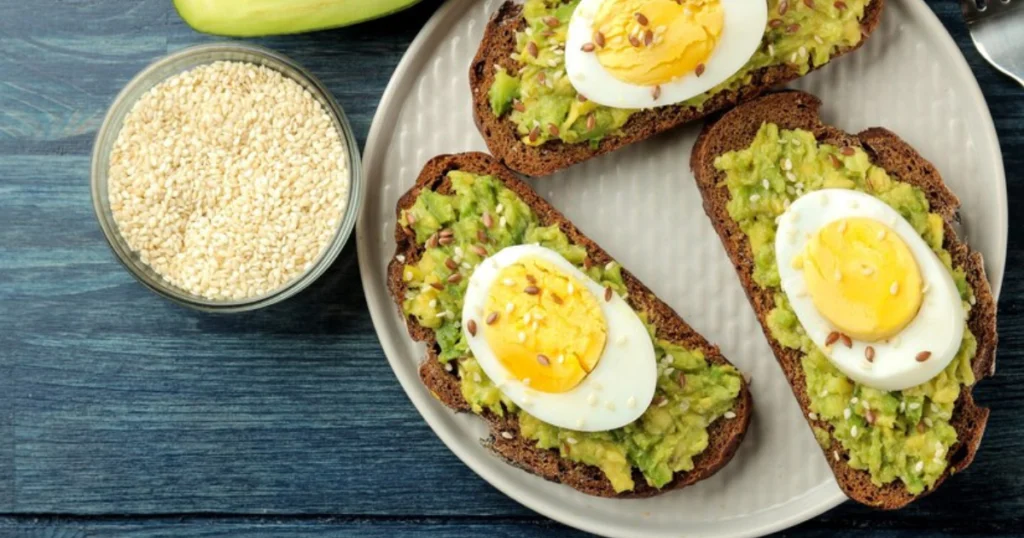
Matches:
[769,18,784,28]
[844,408,851,420]
[916,351,932,362]
[527,41,538,57]
[438,235,453,246]
[915,461,924,473]
[841,146,856,156]
[787,23,801,33]
[586,113,596,131]
[445,258,458,271]
[566,436,578,444]
[778,0,789,15]
[543,16,559,27]
[850,425,859,438]
[470,245,487,257]
[529,126,540,142]
[447,273,462,284]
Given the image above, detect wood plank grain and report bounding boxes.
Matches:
[0,0,1020,534]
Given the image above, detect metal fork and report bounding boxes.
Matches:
[960,0,1024,85]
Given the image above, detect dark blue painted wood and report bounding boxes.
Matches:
[0,0,1020,536]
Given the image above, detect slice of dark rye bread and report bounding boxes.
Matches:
[386,152,753,498]
[469,0,885,177]
[689,91,998,509]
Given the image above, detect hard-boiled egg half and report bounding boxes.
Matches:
[462,245,657,432]
[776,189,965,392]
[564,0,767,108]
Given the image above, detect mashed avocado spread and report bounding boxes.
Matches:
[714,124,977,494]
[489,0,869,147]
[399,171,742,492]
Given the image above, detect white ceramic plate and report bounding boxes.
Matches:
[357,1,1007,536]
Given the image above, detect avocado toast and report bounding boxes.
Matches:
[689,91,997,508]
[471,0,884,177]
[387,152,752,497]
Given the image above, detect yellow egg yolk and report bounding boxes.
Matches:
[593,0,724,87]
[482,257,607,393]
[801,217,924,342]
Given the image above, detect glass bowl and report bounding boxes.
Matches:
[91,43,363,313]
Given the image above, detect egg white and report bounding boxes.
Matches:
[564,0,767,109]
[775,189,965,392]
[461,245,657,432]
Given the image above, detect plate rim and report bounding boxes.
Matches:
[356,1,1008,536]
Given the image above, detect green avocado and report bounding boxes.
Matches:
[399,171,743,492]
[490,0,870,147]
[714,123,977,495]
[174,0,420,37]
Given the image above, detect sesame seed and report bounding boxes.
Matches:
[503,278,515,287]
[396,254,406,263]
[786,172,796,182]
[890,281,900,295]
[518,332,526,343]
[500,431,514,440]
[429,299,437,309]
[505,302,514,313]
[587,392,598,406]
[924,418,934,427]
[626,396,636,408]
[444,362,453,372]
[834,450,840,461]
[861,265,875,276]
[783,158,793,171]
[909,402,921,410]
[567,283,574,294]
[656,396,669,407]
[523,313,532,324]
[851,397,859,404]
[834,269,843,282]
[809,412,818,420]
[522,377,531,386]
[473,373,482,383]
[616,334,627,345]
[762,179,771,189]
[724,411,737,419]
[606,401,616,411]
[844,408,852,420]
[922,282,931,294]
[915,461,924,473]
[499,216,507,228]
[566,436,578,445]
[749,194,761,203]
[850,425,859,438]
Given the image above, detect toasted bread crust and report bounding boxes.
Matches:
[470,0,885,177]
[689,91,997,509]
[387,152,753,497]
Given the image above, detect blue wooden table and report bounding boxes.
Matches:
[0,0,1020,536]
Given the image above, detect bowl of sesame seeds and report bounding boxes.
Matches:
[91,43,362,312]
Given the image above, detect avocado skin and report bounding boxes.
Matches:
[174,0,421,37]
